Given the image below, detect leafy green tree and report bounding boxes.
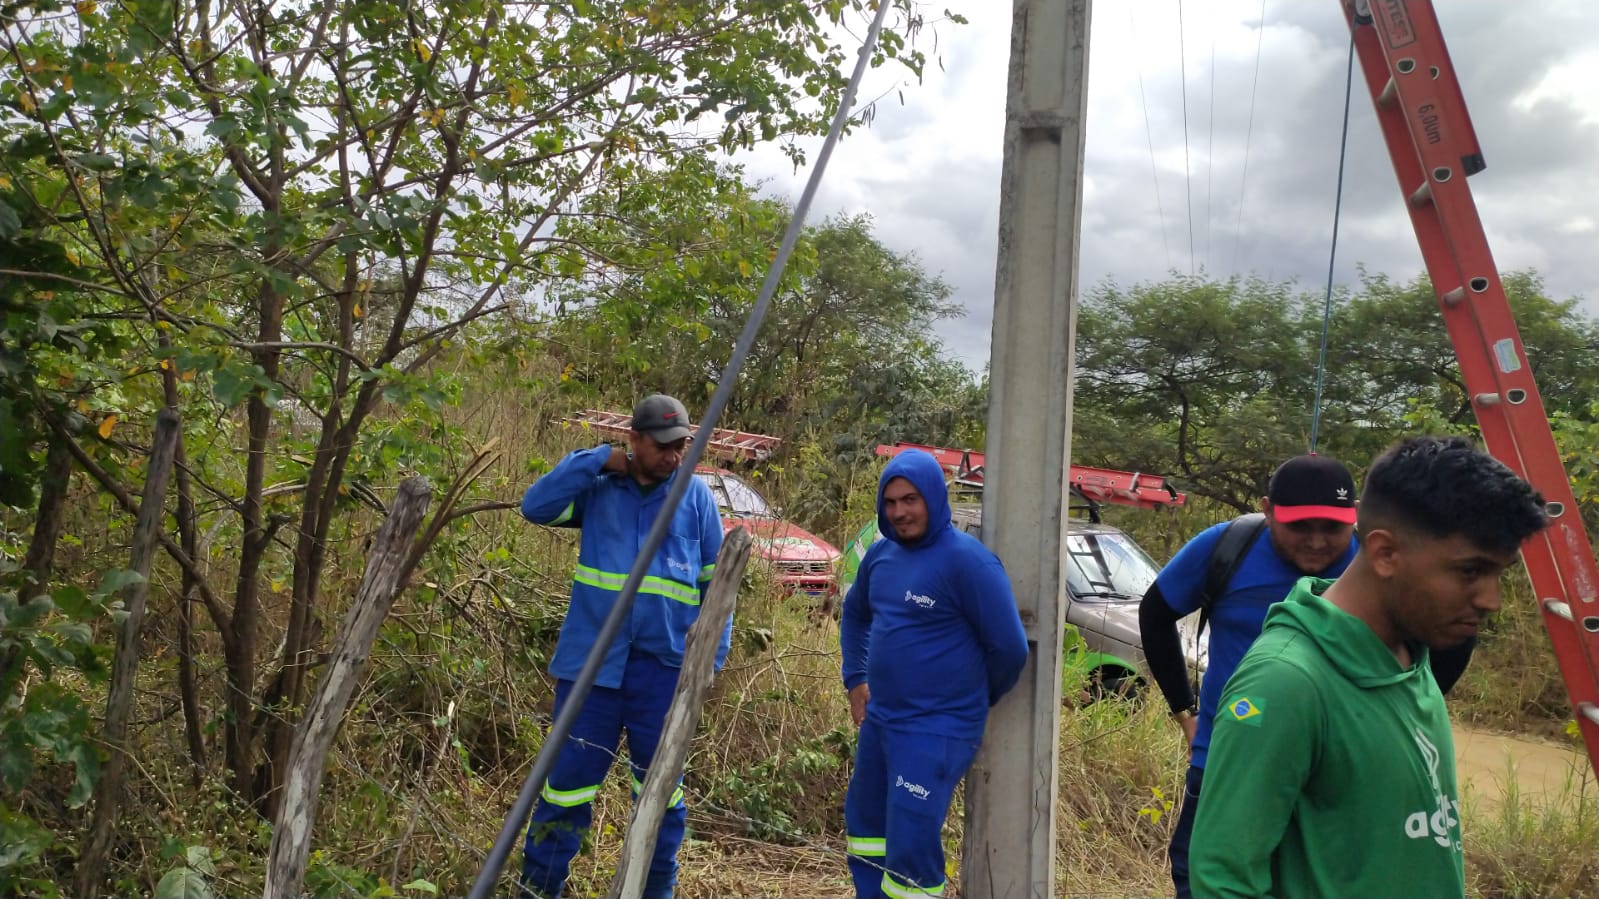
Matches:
[1071,271,1599,510]
[544,156,973,445]
[1320,270,1599,464]
[2,0,948,825]
[1072,274,1317,510]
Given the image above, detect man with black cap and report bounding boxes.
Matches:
[516,394,726,899]
[1138,453,1475,899]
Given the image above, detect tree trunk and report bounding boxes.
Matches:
[75,408,181,898]
[607,528,751,899]
[172,434,208,779]
[227,269,286,806]
[264,369,386,813]
[262,477,433,899]
[2,436,73,696]
[22,435,72,590]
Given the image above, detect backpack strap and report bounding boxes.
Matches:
[1196,512,1268,637]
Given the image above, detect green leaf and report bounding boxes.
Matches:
[98,568,145,595]
[51,585,91,617]
[0,807,53,868]
[185,845,217,876]
[0,198,21,238]
[74,153,119,172]
[400,879,439,895]
[0,734,36,792]
[64,740,100,807]
[204,116,241,141]
[154,866,214,899]
[212,364,261,407]
[8,593,54,629]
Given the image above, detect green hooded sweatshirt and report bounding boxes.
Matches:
[1189,577,1464,899]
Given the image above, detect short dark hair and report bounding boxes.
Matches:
[1358,435,1548,555]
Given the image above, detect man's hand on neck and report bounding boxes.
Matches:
[603,445,629,474]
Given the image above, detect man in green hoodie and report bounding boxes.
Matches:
[1189,436,1549,899]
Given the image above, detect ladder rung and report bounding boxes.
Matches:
[1409,180,1433,206]
[1473,392,1501,407]
[1582,703,1599,727]
[1377,76,1398,107]
[1547,598,1599,633]
[1440,286,1465,307]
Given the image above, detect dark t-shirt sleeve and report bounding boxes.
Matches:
[1429,635,1475,695]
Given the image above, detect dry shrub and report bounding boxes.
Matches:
[1053,696,1186,897]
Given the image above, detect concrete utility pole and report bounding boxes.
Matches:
[962,2,1091,897]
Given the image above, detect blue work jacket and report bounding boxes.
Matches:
[521,446,729,688]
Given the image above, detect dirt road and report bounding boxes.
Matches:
[1454,724,1594,809]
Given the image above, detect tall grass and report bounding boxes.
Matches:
[16,367,1596,898]
[1463,759,1597,898]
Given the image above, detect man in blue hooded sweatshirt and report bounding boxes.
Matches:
[840,449,1030,899]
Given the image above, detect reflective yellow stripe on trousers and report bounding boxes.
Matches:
[846,835,886,857]
[882,872,944,898]
[541,781,600,808]
[629,773,686,807]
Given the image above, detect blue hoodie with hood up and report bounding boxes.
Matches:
[840,450,1030,739]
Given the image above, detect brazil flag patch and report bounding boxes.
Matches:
[1226,696,1265,726]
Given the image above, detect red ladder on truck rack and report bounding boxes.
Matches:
[873,442,1186,511]
[558,410,783,463]
[1339,0,1599,775]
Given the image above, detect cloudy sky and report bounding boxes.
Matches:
[735,1,1599,370]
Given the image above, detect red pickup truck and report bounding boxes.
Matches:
[693,467,840,601]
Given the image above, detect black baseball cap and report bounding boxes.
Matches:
[1267,454,1357,524]
[629,394,693,443]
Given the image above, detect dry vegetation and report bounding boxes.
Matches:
[9,378,1596,899]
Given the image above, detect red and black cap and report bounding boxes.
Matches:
[1267,454,1357,524]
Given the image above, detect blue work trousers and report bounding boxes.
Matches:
[520,653,686,899]
[1168,763,1205,899]
[843,719,979,898]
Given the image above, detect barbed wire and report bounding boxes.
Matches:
[290,720,964,898]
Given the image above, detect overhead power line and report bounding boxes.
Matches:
[1129,6,1173,272]
[1232,0,1269,274]
[1206,23,1216,271]
[1177,0,1196,274]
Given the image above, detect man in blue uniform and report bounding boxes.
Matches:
[1139,453,1474,899]
[840,449,1030,899]
[517,394,728,899]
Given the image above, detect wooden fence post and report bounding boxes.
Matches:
[263,476,433,899]
[606,527,752,899]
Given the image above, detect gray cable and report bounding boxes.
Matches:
[465,3,896,896]
[1178,0,1195,274]
[1128,6,1172,272]
[1231,0,1269,274]
[1310,31,1357,455]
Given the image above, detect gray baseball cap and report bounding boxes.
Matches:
[630,394,694,442]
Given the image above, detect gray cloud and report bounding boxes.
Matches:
[738,1,1599,371]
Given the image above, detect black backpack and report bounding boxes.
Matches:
[1195,512,1268,638]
